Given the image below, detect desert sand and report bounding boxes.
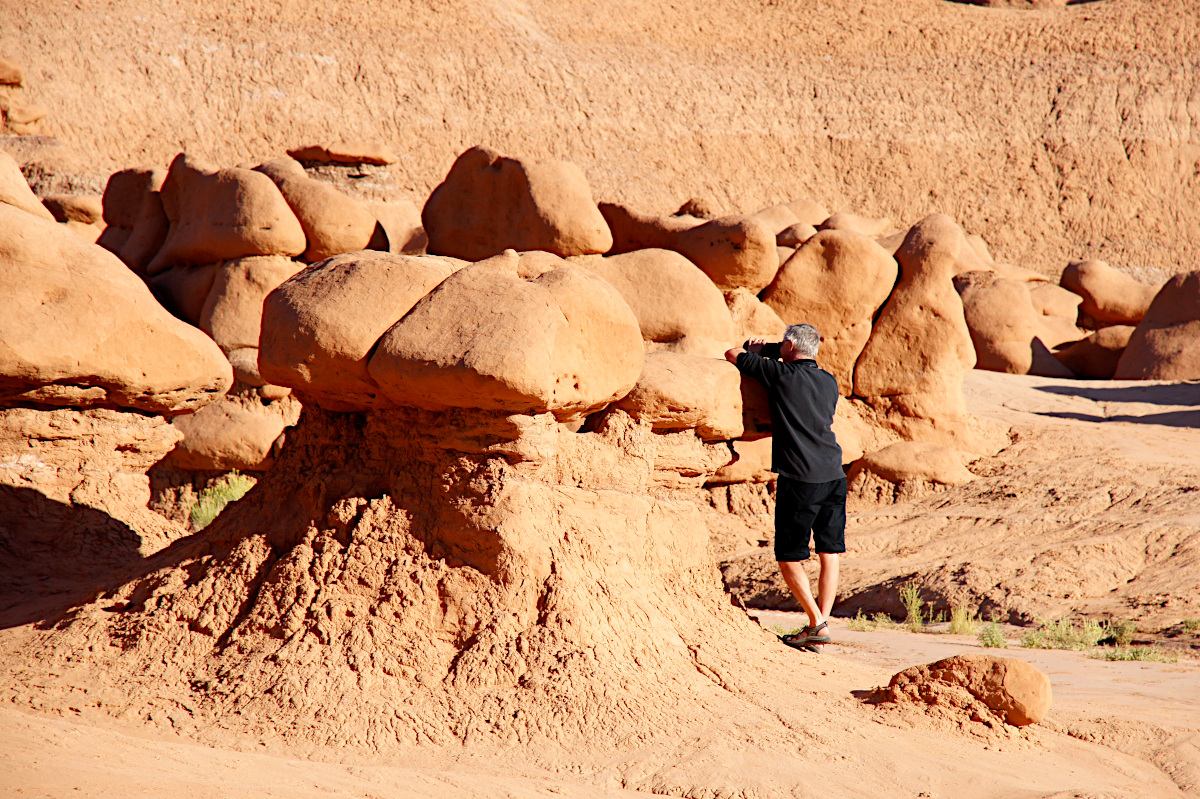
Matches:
[3,0,1200,797]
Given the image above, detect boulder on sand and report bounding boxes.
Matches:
[368,251,643,418]
[1113,271,1200,380]
[762,229,898,393]
[873,654,1052,727]
[853,215,980,445]
[1055,325,1134,379]
[147,153,306,275]
[259,251,463,412]
[1060,259,1159,327]
[581,248,734,358]
[954,271,1074,377]
[848,441,975,489]
[613,352,743,441]
[422,146,612,261]
[0,202,231,414]
[255,156,379,263]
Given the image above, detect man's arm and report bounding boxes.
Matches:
[724,337,767,365]
[725,338,784,386]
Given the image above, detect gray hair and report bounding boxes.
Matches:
[784,324,820,359]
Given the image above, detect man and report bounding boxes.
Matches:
[725,323,845,651]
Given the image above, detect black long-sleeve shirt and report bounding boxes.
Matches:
[734,348,844,483]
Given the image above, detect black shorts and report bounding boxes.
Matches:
[774,475,847,561]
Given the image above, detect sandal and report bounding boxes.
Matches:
[780,620,832,648]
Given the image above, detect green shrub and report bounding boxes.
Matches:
[1020,617,1106,651]
[1089,645,1177,663]
[1105,619,1136,647]
[1182,618,1200,635]
[899,580,924,632]
[872,612,898,628]
[978,621,1008,648]
[948,604,978,636]
[847,609,874,631]
[189,471,256,530]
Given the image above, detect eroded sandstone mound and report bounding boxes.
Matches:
[871,654,1053,730]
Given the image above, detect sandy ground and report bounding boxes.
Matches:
[4,613,1197,798]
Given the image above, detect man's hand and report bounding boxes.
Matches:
[746,337,767,354]
[724,346,745,364]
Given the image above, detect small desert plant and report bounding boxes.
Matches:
[978,620,1008,648]
[899,580,924,632]
[1104,618,1137,647]
[1089,645,1177,663]
[948,604,979,636]
[189,471,255,530]
[847,609,874,631]
[1020,617,1106,651]
[1182,618,1200,635]
[872,612,898,628]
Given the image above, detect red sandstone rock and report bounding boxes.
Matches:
[600,203,779,292]
[423,146,612,261]
[259,251,464,411]
[287,141,398,166]
[876,654,1052,727]
[0,152,54,221]
[0,203,231,414]
[1055,325,1134,379]
[762,229,898,394]
[613,352,743,441]
[1113,271,1200,380]
[256,156,379,263]
[147,154,306,274]
[200,255,305,353]
[1061,259,1159,327]
[368,251,643,418]
[954,271,1074,377]
[580,248,734,358]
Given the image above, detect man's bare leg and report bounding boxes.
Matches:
[817,553,840,619]
[777,560,823,631]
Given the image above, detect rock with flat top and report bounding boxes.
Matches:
[287,141,398,166]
